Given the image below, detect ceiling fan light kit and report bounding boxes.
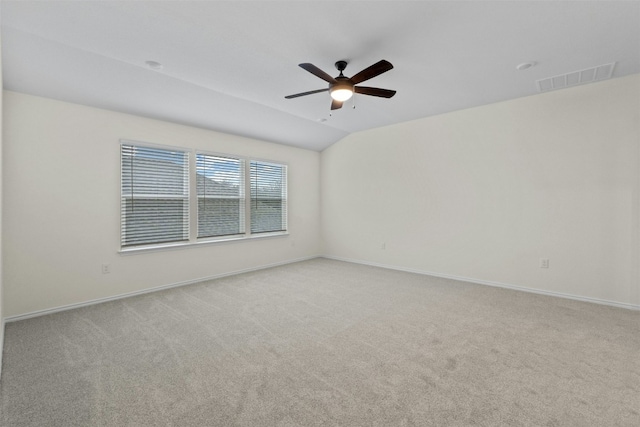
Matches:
[329,60,354,101]
[330,87,353,102]
[285,59,396,110]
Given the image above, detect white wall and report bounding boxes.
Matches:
[3,91,321,318]
[322,74,640,308]
[3,74,639,320]
[0,19,4,374]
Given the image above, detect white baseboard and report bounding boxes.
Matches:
[5,254,638,324]
[322,255,640,311]
[4,256,319,323]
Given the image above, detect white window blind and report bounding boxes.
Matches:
[250,161,287,234]
[121,144,189,247]
[196,153,245,238]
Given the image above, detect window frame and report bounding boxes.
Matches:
[195,151,247,240]
[250,160,288,235]
[120,140,288,254]
[120,141,191,249]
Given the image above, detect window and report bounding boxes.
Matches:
[196,153,245,238]
[251,161,287,233]
[120,141,287,250]
[121,144,189,247]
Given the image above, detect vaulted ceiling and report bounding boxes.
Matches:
[2,1,639,151]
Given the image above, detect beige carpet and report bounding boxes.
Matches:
[1,258,638,426]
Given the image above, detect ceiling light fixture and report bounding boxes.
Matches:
[516,61,536,71]
[330,83,354,101]
[285,59,395,111]
[145,60,163,70]
[330,60,354,102]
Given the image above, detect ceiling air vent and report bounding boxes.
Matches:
[536,62,615,93]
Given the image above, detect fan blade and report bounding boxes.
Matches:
[354,86,396,98]
[285,88,329,99]
[350,60,394,85]
[331,99,343,110]
[299,63,336,83]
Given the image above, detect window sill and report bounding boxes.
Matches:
[119,231,289,255]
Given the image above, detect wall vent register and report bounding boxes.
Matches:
[536,62,615,93]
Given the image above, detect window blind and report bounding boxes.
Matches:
[250,161,287,234]
[196,153,245,238]
[121,144,189,247]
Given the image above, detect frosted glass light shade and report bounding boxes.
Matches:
[330,88,353,101]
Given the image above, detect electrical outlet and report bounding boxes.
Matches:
[102,263,111,274]
[540,258,549,269]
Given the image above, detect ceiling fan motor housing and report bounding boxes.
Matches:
[331,76,353,91]
[335,60,348,72]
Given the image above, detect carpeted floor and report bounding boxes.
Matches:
[1,258,639,426]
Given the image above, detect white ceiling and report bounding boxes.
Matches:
[2,1,639,151]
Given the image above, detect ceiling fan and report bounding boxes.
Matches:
[285,60,396,110]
